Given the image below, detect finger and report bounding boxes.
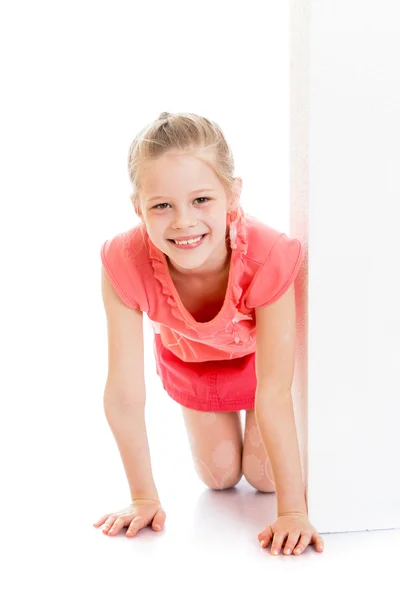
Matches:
[102,516,118,534]
[283,531,301,555]
[126,517,145,537]
[293,533,312,555]
[108,516,128,536]
[258,525,273,548]
[93,513,113,527]
[271,532,287,555]
[152,509,167,532]
[312,533,324,552]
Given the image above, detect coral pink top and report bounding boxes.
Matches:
[100,207,304,364]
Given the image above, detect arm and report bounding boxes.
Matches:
[254,283,307,516]
[104,400,160,502]
[101,265,160,502]
[254,390,307,515]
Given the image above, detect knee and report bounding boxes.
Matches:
[201,470,243,491]
[242,469,275,493]
[242,451,276,492]
[244,477,275,493]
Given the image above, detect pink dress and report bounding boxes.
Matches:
[100,206,304,412]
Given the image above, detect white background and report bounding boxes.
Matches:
[1,0,290,513]
[1,1,399,597]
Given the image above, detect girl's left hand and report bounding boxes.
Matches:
[258,512,324,556]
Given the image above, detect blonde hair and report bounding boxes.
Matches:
[127,111,238,213]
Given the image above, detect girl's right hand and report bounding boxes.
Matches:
[93,498,166,537]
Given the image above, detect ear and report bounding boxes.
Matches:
[132,197,143,220]
[228,177,243,212]
[235,177,243,197]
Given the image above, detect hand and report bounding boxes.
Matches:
[93,498,166,537]
[258,512,324,556]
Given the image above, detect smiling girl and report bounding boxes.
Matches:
[94,111,324,557]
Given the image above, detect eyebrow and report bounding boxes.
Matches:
[147,188,216,203]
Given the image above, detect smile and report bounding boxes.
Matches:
[168,234,208,249]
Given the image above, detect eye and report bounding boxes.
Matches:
[151,197,211,210]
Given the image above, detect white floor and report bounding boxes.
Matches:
[5,382,399,599]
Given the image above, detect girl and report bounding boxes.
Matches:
[94,112,324,556]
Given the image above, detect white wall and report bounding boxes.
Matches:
[292,0,400,533]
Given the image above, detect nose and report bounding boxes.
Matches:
[172,205,196,229]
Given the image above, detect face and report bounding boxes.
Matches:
[135,153,242,277]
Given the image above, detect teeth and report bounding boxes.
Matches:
[174,235,202,245]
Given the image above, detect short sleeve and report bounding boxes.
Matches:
[100,232,148,311]
[245,234,304,309]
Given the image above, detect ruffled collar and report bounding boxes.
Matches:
[143,205,249,338]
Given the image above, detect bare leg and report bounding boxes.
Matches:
[242,409,276,492]
[181,406,243,490]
